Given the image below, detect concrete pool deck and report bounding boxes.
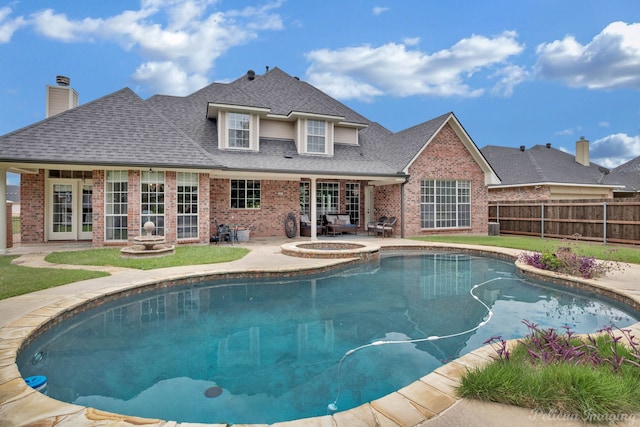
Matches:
[1,237,640,426]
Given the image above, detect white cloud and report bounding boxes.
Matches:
[305,31,524,101]
[590,133,640,168]
[535,21,640,90]
[555,128,575,136]
[27,0,284,95]
[403,37,420,46]
[373,7,389,16]
[490,64,529,96]
[0,6,27,43]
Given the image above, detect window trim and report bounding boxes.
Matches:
[177,172,199,240]
[230,179,261,209]
[420,179,471,229]
[227,112,251,149]
[306,119,327,154]
[105,170,128,241]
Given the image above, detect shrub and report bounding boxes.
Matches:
[518,242,624,279]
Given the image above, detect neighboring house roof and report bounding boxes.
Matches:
[481,144,620,188]
[5,185,19,203]
[607,157,640,192]
[0,67,498,182]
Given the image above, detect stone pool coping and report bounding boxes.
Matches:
[1,239,640,426]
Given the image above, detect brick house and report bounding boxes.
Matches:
[0,68,499,250]
[481,139,623,201]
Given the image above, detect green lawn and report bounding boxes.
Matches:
[0,246,249,300]
[45,245,249,270]
[0,256,109,300]
[411,235,640,264]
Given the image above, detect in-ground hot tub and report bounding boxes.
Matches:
[281,241,380,261]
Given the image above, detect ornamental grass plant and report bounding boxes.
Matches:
[458,321,640,422]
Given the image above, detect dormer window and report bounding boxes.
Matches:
[228,112,251,148]
[306,119,326,153]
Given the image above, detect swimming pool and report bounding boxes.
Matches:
[17,251,639,424]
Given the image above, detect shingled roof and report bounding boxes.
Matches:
[0,67,493,180]
[0,88,217,169]
[481,144,621,187]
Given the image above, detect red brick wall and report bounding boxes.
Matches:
[210,178,301,237]
[372,184,402,237]
[92,170,105,246]
[20,170,45,244]
[402,122,489,236]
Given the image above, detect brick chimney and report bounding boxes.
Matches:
[575,136,589,166]
[46,76,79,118]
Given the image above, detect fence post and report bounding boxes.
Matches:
[540,203,545,239]
[603,201,607,245]
[496,203,500,223]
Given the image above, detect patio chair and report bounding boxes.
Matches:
[216,224,237,245]
[367,216,387,236]
[375,216,397,237]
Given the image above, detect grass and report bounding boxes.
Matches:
[411,235,640,264]
[0,256,109,300]
[458,324,640,422]
[45,245,249,270]
[0,245,249,300]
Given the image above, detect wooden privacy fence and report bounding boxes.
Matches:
[489,199,640,245]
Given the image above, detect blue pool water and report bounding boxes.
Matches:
[18,252,639,424]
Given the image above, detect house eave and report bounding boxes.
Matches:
[488,182,624,190]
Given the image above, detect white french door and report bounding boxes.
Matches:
[364,185,374,228]
[48,180,93,241]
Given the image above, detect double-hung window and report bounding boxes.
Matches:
[231,179,261,209]
[306,119,326,153]
[105,170,128,241]
[345,183,360,226]
[228,112,250,148]
[421,179,471,229]
[141,171,165,235]
[177,172,198,239]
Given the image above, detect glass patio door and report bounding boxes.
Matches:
[49,180,93,240]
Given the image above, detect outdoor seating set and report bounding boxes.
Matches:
[367,216,397,237]
[300,213,359,236]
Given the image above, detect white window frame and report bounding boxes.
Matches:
[228,112,251,149]
[105,170,128,241]
[345,182,360,226]
[420,179,471,229]
[177,172,198,240]
[317,182,339,218]
[306,119,326,153]
[141,171,165,235]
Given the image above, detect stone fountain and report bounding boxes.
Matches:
[120,221,175,258]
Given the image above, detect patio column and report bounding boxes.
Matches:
[310,177,318,240]
[0,168,6,254]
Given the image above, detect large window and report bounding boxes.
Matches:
[141,171,165,235]
[177,172,198,239]
[231,179,261,209]
[317,182,339,219]
[345,183,360,226]
[105,170,128,241]
[306,119,326,153]
[421,179,470,229]
[228,112,250,148]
